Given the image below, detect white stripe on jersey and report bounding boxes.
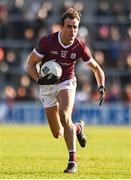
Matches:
[58,32,73,49]
[33,48,44,58]
[85,57,96,64]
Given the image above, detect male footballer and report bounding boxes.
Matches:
[26,8,105,173]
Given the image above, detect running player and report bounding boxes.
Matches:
[26,8,105,173]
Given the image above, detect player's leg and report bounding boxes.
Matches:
[57,89,77,173]
[75,120,87,147]
[45,105,63,138]
[40,85,63,139]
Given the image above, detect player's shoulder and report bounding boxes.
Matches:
[75,38,92,58]
[39,32,58,43]
[75,37,88,49]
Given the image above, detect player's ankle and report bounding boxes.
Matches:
[74,122,81,134]
[69,150,77,162]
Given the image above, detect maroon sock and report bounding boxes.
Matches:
[69,150,77,163]
[74,123,81,134]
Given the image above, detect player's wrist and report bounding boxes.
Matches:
[98,85,105,92]
[98,85,105,106]
[36,77,43,85]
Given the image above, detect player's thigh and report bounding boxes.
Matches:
[57,89,76,125]
[45,105,63,138]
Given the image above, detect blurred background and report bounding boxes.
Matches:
[0,0,131,124]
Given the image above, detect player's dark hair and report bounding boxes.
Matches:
[61,8,81,25]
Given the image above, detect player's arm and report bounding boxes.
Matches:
[87,58,105,106]
[26,51,59,85]
[26,51,42,81]
[87,58,105,87]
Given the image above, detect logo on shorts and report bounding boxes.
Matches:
[71,53,76,59]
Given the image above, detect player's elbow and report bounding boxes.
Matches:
[95,65,105,81]
[25,62,30,74]
[94,64,104,75]
[25,54,34,73]
[98,66,105,76]
[26,58,34,74]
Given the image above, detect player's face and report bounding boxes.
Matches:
[61,18,79,45]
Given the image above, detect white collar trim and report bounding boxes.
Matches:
[58,32,73,49]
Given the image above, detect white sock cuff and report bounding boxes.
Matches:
[69,150,76,153]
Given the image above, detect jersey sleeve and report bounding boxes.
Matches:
[33,36,47,58]
[80,42,93,63]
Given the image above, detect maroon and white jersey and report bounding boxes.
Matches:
[34,32,92,82]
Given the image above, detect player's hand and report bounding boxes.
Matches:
[36,73,59,85]
[98,85,105,106]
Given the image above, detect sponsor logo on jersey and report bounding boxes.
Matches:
[51,50,58,55]
[59,62,70,66]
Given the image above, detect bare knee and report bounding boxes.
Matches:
[59,110,72,128]
[52,129,64,139]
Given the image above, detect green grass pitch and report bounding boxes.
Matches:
[0,125,131,179]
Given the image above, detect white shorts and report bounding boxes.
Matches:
[40,78,77,108]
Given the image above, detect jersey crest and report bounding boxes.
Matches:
[71,53,76,59]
